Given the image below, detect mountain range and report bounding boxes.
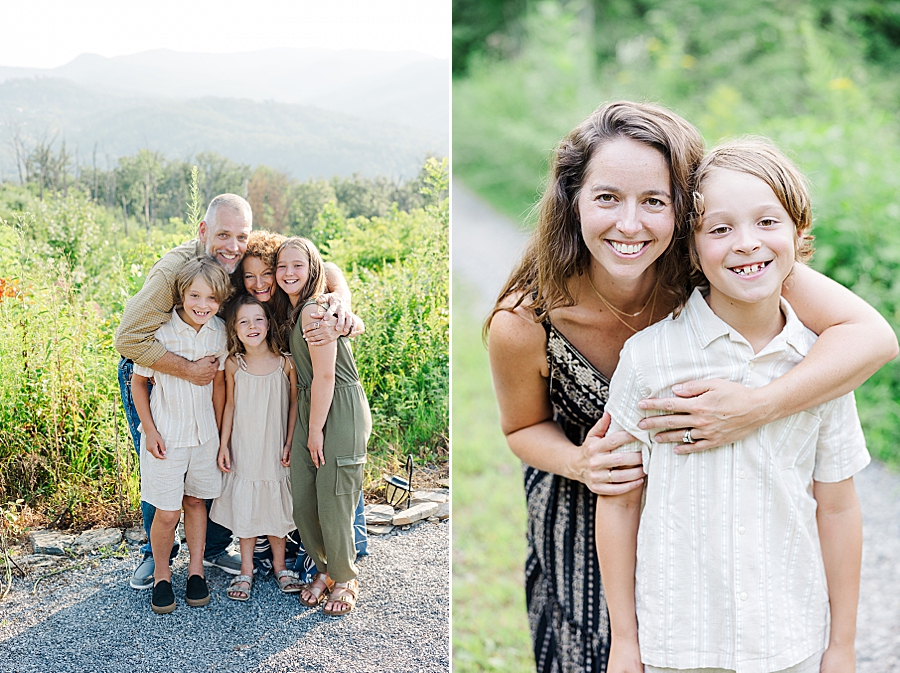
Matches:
[0,49,448,180]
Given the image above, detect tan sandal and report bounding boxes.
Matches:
[298,572,333,607]
[227,575,253,601]
[276,569,303,594]
[323,579,358,616]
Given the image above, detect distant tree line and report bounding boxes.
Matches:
[6,133,441,239]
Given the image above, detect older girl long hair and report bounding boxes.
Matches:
[270,237,327,342]
[486,100,705,333]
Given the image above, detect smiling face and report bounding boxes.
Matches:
[179,276,221,331]
[695,168,797,314]
[576,137,675,285]
[275,246,310,306]
[199,208,251,274]
[233,302,269,349]
[242,255,275,303]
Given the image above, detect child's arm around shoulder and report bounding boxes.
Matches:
[303,302,337,468]
[282,355,298,467]
[217,356,238,472]
[814,477,862,673]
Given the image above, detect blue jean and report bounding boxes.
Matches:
[118,357,233,559]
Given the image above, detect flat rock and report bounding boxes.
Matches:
[367,524,394,535]
[364,504,395,525]
[124,526,146,544]
[434,502,450,520]
[14,554,63,570]
[410,489,449,505]
[28,530,75,556]
[438,478,450,488]
[73,528,122,554]
[392,502,438,526]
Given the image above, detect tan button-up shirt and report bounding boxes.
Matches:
[133,309,226,449]
[606,288,869,673]
[115,239,206,367]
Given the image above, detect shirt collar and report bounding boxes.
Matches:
[684,286,811,357]
[169,308,221,336]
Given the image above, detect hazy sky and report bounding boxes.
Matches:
[1,0,450,68]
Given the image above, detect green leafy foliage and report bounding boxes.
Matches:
[330,159,450,472]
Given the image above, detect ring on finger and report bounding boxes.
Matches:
[683,428,695,444]
[313,321,320,329]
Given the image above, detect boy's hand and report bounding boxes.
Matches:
[145,431,167,459]
[820,642,855,672]
[307,430,325,468]
[281,442,291,467]
[217,446,232,472]
[607,637,643,673]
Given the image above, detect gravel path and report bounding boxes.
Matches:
[453,183,900,670]
[0,521,449,673]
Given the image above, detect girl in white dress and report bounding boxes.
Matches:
[210,294,300,600]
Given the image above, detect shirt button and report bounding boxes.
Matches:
[749,362,755,370]
[739,471,746,479]
[740,592,748,601]
[738,526,746,534]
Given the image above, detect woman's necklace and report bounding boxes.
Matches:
[587,275,659,333]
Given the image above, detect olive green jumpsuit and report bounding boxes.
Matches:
[289,303,371,582]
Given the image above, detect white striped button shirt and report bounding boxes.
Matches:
[606,288,869,673]
[134,309,227,449]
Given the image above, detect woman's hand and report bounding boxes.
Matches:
[579,413,644,495]
[308,429,325,468]
[217,445,231,472]
[637,379,766,453]
[281,442,291,467]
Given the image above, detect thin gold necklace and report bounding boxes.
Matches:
[587,276,659,333]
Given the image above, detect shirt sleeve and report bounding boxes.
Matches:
[115,243,195,367]
[133,364,156,378]
[213,322,228,370]
[606,340,652,472]
[813,391,870,483]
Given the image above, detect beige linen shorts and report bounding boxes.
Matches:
[140,436,222,511]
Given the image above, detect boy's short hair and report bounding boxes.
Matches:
[690,137,815,273]
[175,256,233,306]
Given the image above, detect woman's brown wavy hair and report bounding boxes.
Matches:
[485,100,705,336]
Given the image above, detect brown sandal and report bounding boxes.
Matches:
[298,572,333,607]
[323,579,358,616]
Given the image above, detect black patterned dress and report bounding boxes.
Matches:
[525,320,611,673]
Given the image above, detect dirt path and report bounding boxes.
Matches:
[452,182,900,671]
